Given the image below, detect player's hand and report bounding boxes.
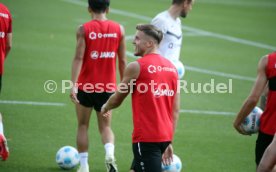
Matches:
[70,88,79,104]
[101,104,111,117]
[162,143,173,166]
[233,121,250,135]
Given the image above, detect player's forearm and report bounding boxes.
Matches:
[234,97,258,125]
[71,57,83,84]
[119,61,126,81]
[5,33,12,58]
[5,47,11,58]
[104,92,128,111]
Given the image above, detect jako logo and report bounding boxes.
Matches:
[0,32,5,38]
[148,65,157,73]
[91,51,115,59]
[90,51,99,59]
[153,89,174,97]
[100,52,115,58]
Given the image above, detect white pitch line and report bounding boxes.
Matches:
[0,99,234,115]
[197,0,276,8]
[126,50,255,81]
[0,100,66,106]
[62,0,276,51]
[180,109,235,115]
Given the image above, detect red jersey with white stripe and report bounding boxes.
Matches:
[77,20,122,92]
[261,52,276,135]
[132,53,178,143]
[0,3,12,75]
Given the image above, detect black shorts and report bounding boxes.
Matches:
[255,131,274,165]
[130,142,171,172]
[77,89,113,112]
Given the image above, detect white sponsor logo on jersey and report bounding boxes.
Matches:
[89,32,97,40]
[154,89,174,97]
[148,65,157,73]
[0,32,5,38]
[148,65,176,74]
[100,52,115,58]
[0,13,9,19]
[89,32,117,40]
[90,51,99,59]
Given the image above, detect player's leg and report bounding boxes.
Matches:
[94,92,117,172]
[129,159,135,172]
[76,90,94,172]
[132,142,163,172]
[0,112,9,161]
[76,103,92,172]
[255,131,274,166]
[257,134,276,172]
[96,110,118,172]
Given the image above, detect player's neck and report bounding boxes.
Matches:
[91,13,107,21]
[143,48,158,57]
[168,5,181,20]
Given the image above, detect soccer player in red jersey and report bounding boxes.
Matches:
[70,0,126,171]
[101,24,180,172]
[234,52,276,168]
[0,2,12,161]
[0,3,12,94]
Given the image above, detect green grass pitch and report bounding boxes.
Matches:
[0,0,275,171]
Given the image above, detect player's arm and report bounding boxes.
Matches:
[5,17,12,58]
[233,56,268,135]
[117,25,127,81]
[162,83,180,165]
[70,25,86,103]
[260,84,268,111]
[101,62,140,115]
[5,33,12,58]
[257,134,276,172]
[173,92,180,132]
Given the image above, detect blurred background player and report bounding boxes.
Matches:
[70,0,126,171]
[234,52,276,168]
[151,0,194,62]
[0,2,12,161]
[257,134,276,172]
[101,24,180,172]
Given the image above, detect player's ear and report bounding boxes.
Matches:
[88,7,92,13]
[147,39,154,48]
[106,7,110,14]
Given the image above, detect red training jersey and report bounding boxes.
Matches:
[261,52,276,135]
[77,20,122,92]
[0,3,12,75]
[132,53,178,143]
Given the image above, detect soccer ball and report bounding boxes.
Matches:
[241,106,263,134]
[172,60,185,79]
[162,154,182,172]
[56,146,80,170]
